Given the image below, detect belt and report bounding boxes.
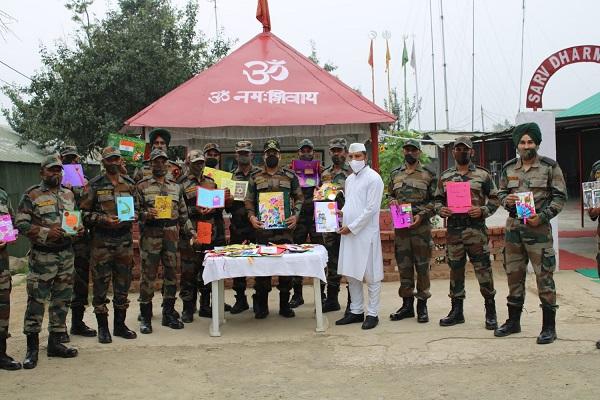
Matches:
[447,215,483,227]
[32,243,72,252]
[94,226,132,237]
[144,220,177,228]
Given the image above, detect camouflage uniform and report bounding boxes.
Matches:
[0,188,13,340]
[590,160,600,278]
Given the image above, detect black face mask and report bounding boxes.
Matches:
[205,158,219,168]
[521,148,537,161]
[237,155,251,166]
[153,167,167,177]
[299,154,313,161]
[265,155,279,168]
[105,164,120,175]
[44,176,61,187]
[190,165,204,177]
[331,155,345,165]
[404,154,418,165]
[455,152,470,165]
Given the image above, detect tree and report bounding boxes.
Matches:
[383,87,421,132]
[2,0,233,155]
[307,39,337,73]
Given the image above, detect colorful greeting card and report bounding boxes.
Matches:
[203,167,233,188]
[446,181,472,214]
[292,160,320,188]
[582,181,600,210]
[196,221,212,245]
[258,192,290,230]
[107,133,146,166]
[61,164,86,187]
[221,179,248,201]
[116,196,135,221]
[0,214,17,243]
[61,210,81,235]
[390,203,413,229]
[314,201,339,233]
[196,187,225,209]
[516,191,536,220]
[154,195,172,219]
[314,182,341,201]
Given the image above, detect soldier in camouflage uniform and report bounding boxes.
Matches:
[16,155,80,369]
[590,160,600,349]
[434,136,499,330]
[203,142,222,169]
[133,128,178,182]
[136,149,194,334]
[290,139,324,308]
[495,123,567,345]
[388,139,436,324]
[0,187,21,370]
[320,138,352,313]
[178,149,230,322]
[59,146,97,340]
[80,147,138,344]
[226,140,261,314]
[246,139,304,319]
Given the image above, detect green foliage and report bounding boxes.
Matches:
[2,0,234,156]
[308,39,337,73]
[383,87,421,131]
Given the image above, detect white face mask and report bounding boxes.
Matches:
[349,159,366,173]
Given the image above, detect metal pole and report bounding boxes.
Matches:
[214,0,219,37]
[518,0,526,112]
[404,38,409,130]
[471,0,475,132]
[429,0,437,130]
[440,0,450,130]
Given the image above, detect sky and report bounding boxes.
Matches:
[1,0,599,132]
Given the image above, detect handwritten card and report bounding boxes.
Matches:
[61,210,81,235]
[0,214,17,243]
[314,201,339,233]
[446,181,472,214]
[154,195,172,219]
[61,164,86,187]
[116,196,135,221]
[203,167,233,188]
[196,221,212,245]
[390,203,413,229]
[292,160,320,188]
[516,191,536,220]
[196,187,225,209]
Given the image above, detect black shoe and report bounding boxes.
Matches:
[139,303,153,334]
[484,298,498,330]
[390,297,415,321]
[253,292,270,319]
[536,306,557,344]
[494,304,522,337]
[22,333,39,369]
[70,307,97,337]
[439,298,465,326]
[56,332,70,343]
[0,337,22,371]
[230,293,249,314]
[181,301,195,323]
[279,292,295,318]
[96,313,112,344]
[416,299,429,323]
[336,313,365,325]
[322,286,341,313]
[289,288,304,308]
[596,340,600,350]
[362,315,379,330]
[344,285,352,317]
[225,303,232,312]
[47,332,78,358]
[198,291,212,318]
[113,309,137,339]
[137,301,153,321]
[162,299,184,329]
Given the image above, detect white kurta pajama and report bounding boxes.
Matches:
[338,165,384,317]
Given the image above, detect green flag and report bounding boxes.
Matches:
[402,40,409,67]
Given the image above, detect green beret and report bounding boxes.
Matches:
[148,128,171,146]
[512,123,541,146]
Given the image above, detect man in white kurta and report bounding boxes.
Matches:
[335,143,384,330]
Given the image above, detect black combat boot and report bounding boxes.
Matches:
[113,309,137,339]
[484,298,498,330]
[70,306,97,337]
[47,332,78,358]
[494,304,522,337]
[289,283,304,308]
[56,331,70,343]
[416,299,429,323]
[230,290,249,314]
[139,303,153,334]
[596,339,600,350]
[390,297,415,321]
[322,285,341,313]
[279,291,295,318]
[254,291,270,319]
[0,337,21,371]
[439,298,465,326]
[96,313,112,344]
[536,306,557,344]
[22,333,39,369]
[162,299,184,329]
[138,301,153,321]
[344,285,352,317]
[198,290,212,318]
[181,301,195,323]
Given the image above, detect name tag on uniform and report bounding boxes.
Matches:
[97,189,112,196]
[37,199,55,207]
[508,176,519,181]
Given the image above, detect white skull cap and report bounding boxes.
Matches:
[348,143,366,153]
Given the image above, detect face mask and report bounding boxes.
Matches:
[152,167,167,177]
[349,159,366,173]
[521,148,537,161]
[265,155,279,168]
[205,158,219,168]
[105,164,120,174]
[237,155,251,165]
[44,176,61,187]
[455,152,470,165]
[331,155,345,165]
[404,154,417,165]
[299,154,313,161]
[190,165,204,177]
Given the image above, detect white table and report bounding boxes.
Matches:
[202,244,328,337]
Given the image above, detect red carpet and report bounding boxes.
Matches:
[558,230,596,238]
[559,249,597,270]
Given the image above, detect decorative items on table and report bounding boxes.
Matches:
[204,243,315,258]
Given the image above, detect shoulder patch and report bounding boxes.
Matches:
[88,175,104,185]
[539,156,557,167]
[423,164,437,176]
[440,167,455,177]
[282,167,296,179]
[502,158,518,170]
[24,184,41,194]
[476,165,491,174]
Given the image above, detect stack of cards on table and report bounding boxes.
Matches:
[196,187,225,208]
[62,210,81,235]
[390,203,413,229]
[582,181,600,210]
[515,191,536,219]
[446,181,472,213]
[292,160,320,188]
[116,196,135,221]
[0,214,18,243]
[314,201,339,233]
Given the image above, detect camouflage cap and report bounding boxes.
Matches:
[101,146,121,159]
[203,143,221,154]
[59,145,79,158]
[454,136,473,149]
[402,139,421,150]
[148,128,171,146]
[187,149,205,163]
[149,148,168,161]
[263,138,281,152]
[41,154,63,169]
[235,140,253,152]
[328,137,347,150]
[298,138,314,150]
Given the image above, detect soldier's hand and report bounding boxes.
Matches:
[336,209,343,217]
[338,225,351,235]
[105,215,120,226]
[285,215,298,230]
[389,199,399,207]
[468,207,483,219]
[249,215,264,229]
[147,208,158,220]
[526,215,542,227]
[63,183,73,190]
[0,241,6,249]
[47,226,66,242]
[75,226,86,238]
[439,207,453,218]
[409,214,422,228]
[505,194,520,207]
[198,206,213,215]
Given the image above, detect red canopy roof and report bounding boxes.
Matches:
[125,32,395,129]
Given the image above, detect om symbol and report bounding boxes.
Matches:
[208,90,231,104]
[242,60,289,85]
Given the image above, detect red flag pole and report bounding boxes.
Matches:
[368,39,375,102]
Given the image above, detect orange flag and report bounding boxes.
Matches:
[368,40,374,68]
[256,0,271,32]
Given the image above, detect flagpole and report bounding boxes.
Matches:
[440,0,450,130]
[383,31,392,114]
[411,38,422,130]
[403,37,409,131]
[428,0,437,131]
[369,32,377,103]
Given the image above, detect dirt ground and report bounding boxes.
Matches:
[2,270,600,400]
